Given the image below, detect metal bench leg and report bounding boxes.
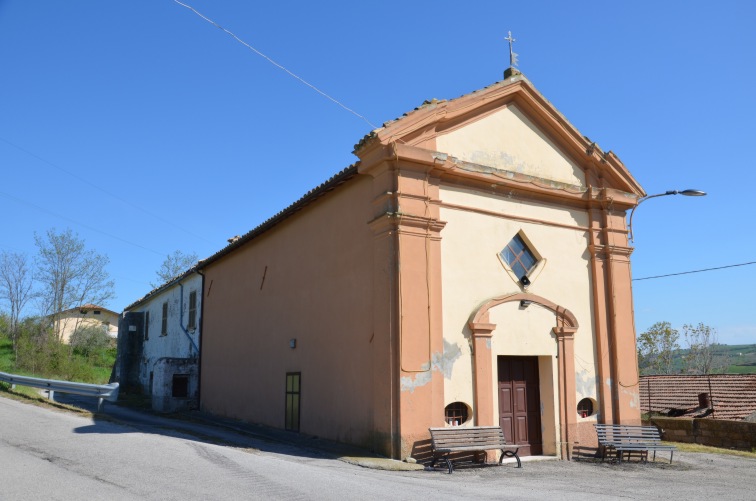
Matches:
[500,450,522,468]
[431,453,454,474]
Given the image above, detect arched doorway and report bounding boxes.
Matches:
[468,292,578,458]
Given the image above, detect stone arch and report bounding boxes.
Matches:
[470,292,578,330]
[467,292,579,459]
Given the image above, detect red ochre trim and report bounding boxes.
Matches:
[469,292,579,459]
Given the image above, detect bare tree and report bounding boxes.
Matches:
[682,322,726,374]
[152,250,198,288]
[34,228,115,341]
[0,251,35,353]
[637,321,680,374]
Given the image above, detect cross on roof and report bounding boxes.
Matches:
[505,31,519,68]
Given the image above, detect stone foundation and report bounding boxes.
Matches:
[645,417,756,451]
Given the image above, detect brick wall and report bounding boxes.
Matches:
[645,417,756,451]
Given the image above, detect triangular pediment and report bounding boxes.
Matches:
[435,104,585,187]
[355,73,644,196]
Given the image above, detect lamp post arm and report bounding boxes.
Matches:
[627,191,681,243]
[627,189,705,243]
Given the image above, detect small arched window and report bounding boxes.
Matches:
[444,402,470,426]
[577,398,595,418]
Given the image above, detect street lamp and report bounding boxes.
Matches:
[628,189,706,242]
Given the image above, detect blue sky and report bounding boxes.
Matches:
[1,1,754,345]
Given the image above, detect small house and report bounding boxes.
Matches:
[116,269,202,412]
[54,303,119,344]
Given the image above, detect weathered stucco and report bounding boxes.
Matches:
[200,176,380,451]
[435,104,586,187]
[438,183,598,458]
[126,273,202,396]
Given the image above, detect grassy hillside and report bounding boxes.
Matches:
[718,344,756,373]
[0,337,14,372]
[0,336,115,383]
[648,343,756,374]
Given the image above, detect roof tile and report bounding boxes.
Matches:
[640,374,756,421]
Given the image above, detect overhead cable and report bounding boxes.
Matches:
[173,0,379,130]
[633,261,756,281]
[0,136,214,245]
[0,190,167,257]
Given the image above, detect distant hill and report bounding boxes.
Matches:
[640,344,756,375]
[716,344,756,373]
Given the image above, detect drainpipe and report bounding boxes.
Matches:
[178,280,200,356]
[196,268,205,409]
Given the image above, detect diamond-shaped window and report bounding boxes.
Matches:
[500,234,538,280]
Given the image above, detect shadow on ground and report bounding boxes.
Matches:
[49,391,416,469]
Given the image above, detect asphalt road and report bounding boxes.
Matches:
[2,395,756,500]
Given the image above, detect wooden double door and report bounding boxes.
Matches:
[497,356,543,456]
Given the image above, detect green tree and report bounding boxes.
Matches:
[637,321,679,374]
[14,317,61,375]
[13,317,104,382]
[70,324,112,360]
[152,250,198,288]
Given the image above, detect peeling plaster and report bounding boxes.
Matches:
[466,151,525,173]
[575,370,597,398]
[452,158,585,192]
[400,371,432,393]
[605,377,612,387]
[621,388,640,409]
[401,343,462,391]
[441,340,462,379]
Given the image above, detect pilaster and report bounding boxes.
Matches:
[363,150,448,459]
[554,326,578,459]
[588,190,641,426]
[470,319,496,426]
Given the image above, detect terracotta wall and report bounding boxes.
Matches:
[200,175,385,451]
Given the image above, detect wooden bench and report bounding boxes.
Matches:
[595,424,677,464]
[429,426,521,474]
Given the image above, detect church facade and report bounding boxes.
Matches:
[196,69,645,460]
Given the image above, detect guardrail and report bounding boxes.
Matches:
[0,371,119,412]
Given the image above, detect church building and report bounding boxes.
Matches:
[196,64,645,460]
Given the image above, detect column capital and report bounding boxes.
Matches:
[469,322,496,337]
[552,326,577,339]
